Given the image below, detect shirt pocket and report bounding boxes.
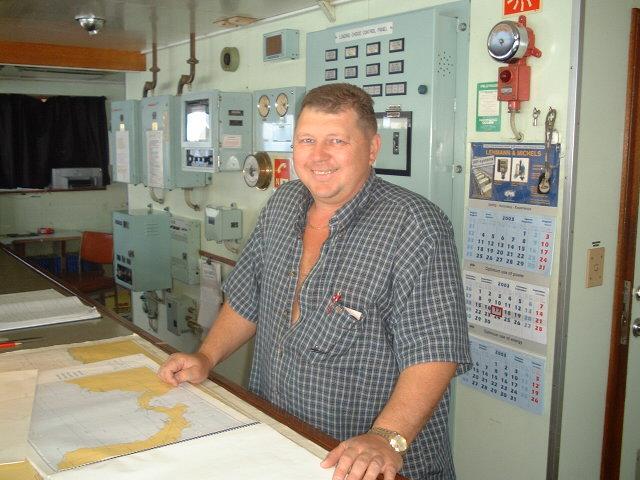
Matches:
[301,305,364,361]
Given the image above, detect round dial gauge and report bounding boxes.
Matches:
[275,92,289,117]
[487,20,529,63]
[242,152,272,190]
[257,95,270,118]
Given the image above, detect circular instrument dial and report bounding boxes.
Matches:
[257,95,270,118]
[275,92,289,117]
[242,152,272,190]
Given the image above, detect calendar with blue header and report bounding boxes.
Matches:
[459,336,545,414]
[464,207,555,276]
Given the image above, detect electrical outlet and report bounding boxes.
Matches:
[586,247,604,288]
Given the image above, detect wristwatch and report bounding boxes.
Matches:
[368,427,408,456]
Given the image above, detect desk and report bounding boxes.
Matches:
[0,246,384,480]
[0,230,81,273]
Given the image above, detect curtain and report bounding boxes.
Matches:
[0,94,109,189]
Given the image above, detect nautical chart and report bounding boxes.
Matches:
[26,353,254,474]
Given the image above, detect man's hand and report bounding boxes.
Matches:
[321,432,403,480]
[157,352,212,387]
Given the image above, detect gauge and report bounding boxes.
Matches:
[242,151,272,189]
[257,95,270,118]
[275,92,289,117]
[487,20,529,63]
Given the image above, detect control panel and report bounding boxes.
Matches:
[253,86,305,153]
[305,1,469,218]
[181,90,253,172]
[113,209,171,291]
[109,100,142,184]
[140,95,210,189]
[170,215,201,285]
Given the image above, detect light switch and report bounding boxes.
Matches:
[586,247,604,288]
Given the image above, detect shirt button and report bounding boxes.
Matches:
[289,270,296,277]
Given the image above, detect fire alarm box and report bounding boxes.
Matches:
[487,15,541,112]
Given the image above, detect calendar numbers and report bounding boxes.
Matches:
[465,208,555,276]
[464,271,548,345]
[459,337,544,414]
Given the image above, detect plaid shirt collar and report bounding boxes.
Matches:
[294,168,378,234]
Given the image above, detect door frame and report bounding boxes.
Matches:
[600,8,640,479]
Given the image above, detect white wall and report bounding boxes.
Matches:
[559,1,640,478]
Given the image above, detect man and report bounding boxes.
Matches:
[158,83,470,479]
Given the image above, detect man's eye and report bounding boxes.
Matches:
[298,138,315,144]
[330,138,346,144]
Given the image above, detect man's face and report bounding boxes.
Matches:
[293,107,380,209]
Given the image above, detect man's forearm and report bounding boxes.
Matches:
[198,301,257,367]
[373,361,457,443]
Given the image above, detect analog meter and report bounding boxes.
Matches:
[275,92,289,117]
[242,151,273,189]
[257,95,270,118]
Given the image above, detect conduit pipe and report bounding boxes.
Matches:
[177,32,198,95]
[142,42,159,98]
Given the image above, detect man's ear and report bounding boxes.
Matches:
[369,134,381,165]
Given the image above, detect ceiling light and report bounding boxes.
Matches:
[75,14,105,35]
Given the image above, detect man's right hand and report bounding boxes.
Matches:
[157,351,213,387]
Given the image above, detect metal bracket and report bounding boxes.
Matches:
[318,0,336,22]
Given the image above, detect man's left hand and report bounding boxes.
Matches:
[320,432,403,480]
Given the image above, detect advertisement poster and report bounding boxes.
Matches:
[469,142,560,207]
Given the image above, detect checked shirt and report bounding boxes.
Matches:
[223,171,471,479]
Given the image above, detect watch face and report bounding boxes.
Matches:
[242,155,259,187]
[257,95,270,118]
[275,93,289,117]
[390,434,408,453]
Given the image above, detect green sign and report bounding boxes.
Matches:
[476,82,501,132]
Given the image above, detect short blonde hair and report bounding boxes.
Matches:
[299,83,377,136]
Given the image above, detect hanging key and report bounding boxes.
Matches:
[532,107,541,126]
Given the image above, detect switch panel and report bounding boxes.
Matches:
[586,246,604,288]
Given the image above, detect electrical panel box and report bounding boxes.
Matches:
[204,206,243,242]
[180,90,253,172]
[170,215,201,285]
[166,293,198,336]
[140,95,210,189]
[305,2,469,220]
[263,29,300,62]
[109,100,142,184]
[254,86,305,153]
[113,209,171,291]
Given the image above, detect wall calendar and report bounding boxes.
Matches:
[464,207,555,276]
[464,270,549,346]
[459,336,545,414]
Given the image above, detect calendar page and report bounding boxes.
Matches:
[465,206,555,276]
[459,336,544,414]
[464,269,549,349]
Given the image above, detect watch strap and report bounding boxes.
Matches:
[367,426,408,456]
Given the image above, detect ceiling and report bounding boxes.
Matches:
[0,0,324,71]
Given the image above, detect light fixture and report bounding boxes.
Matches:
[75,14,105,35]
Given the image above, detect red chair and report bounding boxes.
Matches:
[59,231,127,311]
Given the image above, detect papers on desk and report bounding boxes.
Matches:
[17,353,332,480]
[0,369,37,465]
[0,289,100,332]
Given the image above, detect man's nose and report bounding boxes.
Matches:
[311,141,330,160]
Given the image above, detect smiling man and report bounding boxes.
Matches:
[158,83,470,480]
